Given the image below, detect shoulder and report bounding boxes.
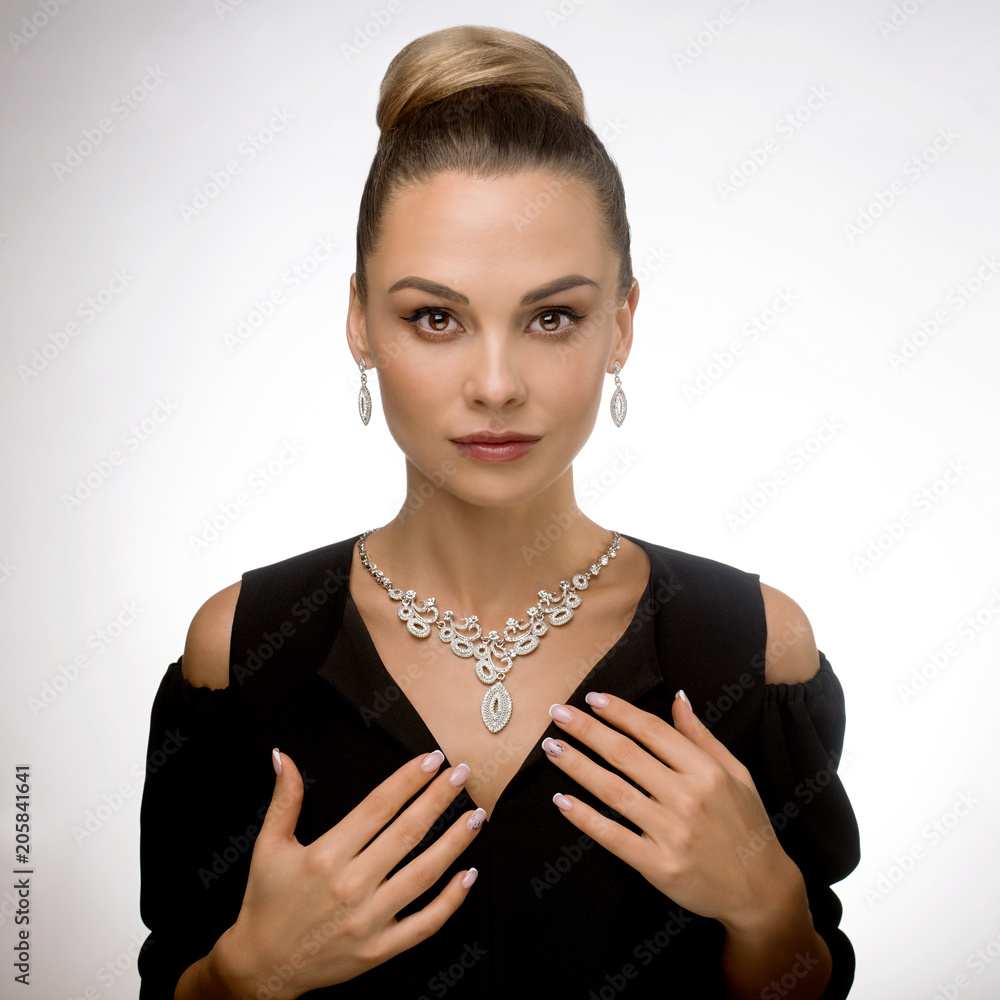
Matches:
[759,582,820,685]
[181,581,242,689]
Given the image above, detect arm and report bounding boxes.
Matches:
[718,583,833,1000]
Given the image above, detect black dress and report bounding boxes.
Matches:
[138,532,860,999]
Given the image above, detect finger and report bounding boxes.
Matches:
[548,698,681,797]
[376,867,479,962]
[256,747,304,845]
[540,735,655,833]
[671,690,753,783]
[566,693,705,776]
[548,789,650,874]
[360,763,474,882]
[320,749,448,862]
[375,803,487,915]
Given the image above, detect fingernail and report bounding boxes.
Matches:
[585,691,609,708]
[461,867,479,889]
[422,749,445,772]
[549,703,573,723]
[552,792,573,811]
[272,748,282,777]
[675,689,693,711]
[450,763,471,787]
[467,807,487,831]
[541,737,564,757]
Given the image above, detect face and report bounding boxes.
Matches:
[347,169,638,509]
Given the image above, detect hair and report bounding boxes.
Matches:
[354,24,633,311]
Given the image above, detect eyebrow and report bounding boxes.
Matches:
[386,274,600,307]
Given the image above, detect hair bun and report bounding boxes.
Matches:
[376,24,586,136]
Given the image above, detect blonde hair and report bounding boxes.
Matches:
[355,24,633,308]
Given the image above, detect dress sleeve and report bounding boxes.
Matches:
[753,652,860,1000]
[138,658,245,999]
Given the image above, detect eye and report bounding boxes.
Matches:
[529,308,583,337]
[402,307,461,337]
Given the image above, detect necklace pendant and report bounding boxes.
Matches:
[481,680,512,733]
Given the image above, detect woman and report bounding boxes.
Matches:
[139,24,860,1000]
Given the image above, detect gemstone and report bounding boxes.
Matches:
[481,680,512,732]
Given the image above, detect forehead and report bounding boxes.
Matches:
[373,170,609,281]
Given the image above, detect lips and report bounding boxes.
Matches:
[450,431,541,444]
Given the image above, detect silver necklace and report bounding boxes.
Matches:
[356,528,621,733]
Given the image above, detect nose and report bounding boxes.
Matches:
[461,329,528,417]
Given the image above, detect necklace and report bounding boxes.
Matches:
[356,528,622,732]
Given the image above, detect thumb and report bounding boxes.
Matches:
[258,747,304,843]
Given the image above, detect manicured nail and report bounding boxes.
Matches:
[585,691,609,708]
[272,748,282,777]
[450,763,470,787]
[541,737,564,757]
[552,792,573,811]
[467,807,487,831]
[422,749,445,772]
[461,867,479,889]
[549,703,573,723]
[675,689,693,711]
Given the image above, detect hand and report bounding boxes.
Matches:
[210,749,486,999]
[542,691,802,933]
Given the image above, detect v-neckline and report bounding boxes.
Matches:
[317,533,665,818]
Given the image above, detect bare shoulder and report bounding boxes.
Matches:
[181,581,242,689]
[759,582,820,685]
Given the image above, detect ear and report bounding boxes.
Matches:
[346,272,371,366]
[609,277,639,373]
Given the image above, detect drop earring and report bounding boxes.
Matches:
[610,360,627,427]
[358,357,372,425]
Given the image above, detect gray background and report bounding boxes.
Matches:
[2,0,998,996]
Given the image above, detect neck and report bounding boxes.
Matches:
[361,473,616,625]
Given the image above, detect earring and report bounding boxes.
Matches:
[358,358,372,425]
[610,361,627,427]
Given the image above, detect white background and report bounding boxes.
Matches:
[2,0,999,996]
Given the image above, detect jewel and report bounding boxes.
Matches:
[482,680,512,732]
[610,385,627,427]
[359,384,372,425]
[356,528,621,733]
